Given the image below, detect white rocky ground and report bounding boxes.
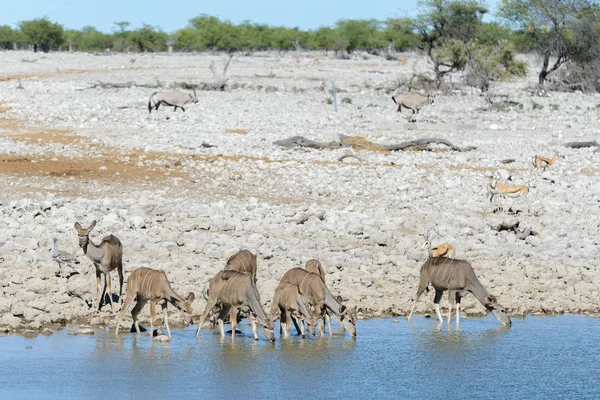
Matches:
[0,50,599,334]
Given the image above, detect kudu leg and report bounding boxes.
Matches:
[162,304,171,338]
[131,298,147,334]
[106,271,115,313]
[407,288,426,322]
[95,269,102,312]
[325,313,332,337]
[229,307,237,339]
[196,298,218,337]
[433,289,444,323]
[115,291,136,335]
[149,301,156,337]
[117,267,124,304]
[447,290,456,325]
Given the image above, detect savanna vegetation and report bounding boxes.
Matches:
[1,0,599,91]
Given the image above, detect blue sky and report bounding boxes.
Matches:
[2,0,501,32]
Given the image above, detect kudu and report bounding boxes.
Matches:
[196,270,275,341]
[115,267,195,338]
[304,259,332,334]
[280,268,357,337]
[148,89,198,113]
[203,249,259,331]
[74,221,123,312]
[407,257,511,326]
[269,281,317,337]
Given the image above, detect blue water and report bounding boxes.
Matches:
[0,315,598,399]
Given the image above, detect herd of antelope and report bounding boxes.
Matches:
[53,92,563,340]
[71,221,356,341]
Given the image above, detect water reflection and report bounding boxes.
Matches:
[1,316,599,399]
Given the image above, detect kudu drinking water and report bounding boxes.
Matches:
[269,281,317,337]
[115,267,195,338]
[74,221,123,312]
[407,257,511,326]
[196,270,275,341]
[203,249,259,331]
[304,259,332,334]
[281,268,357,337]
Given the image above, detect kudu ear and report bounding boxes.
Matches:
[89,220,97,231]
[74,222,82,231]
[486,295,497,305]
[335,295,343,304]
[187,292,195,302]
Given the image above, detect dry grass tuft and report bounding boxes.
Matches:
[341,136,389,152]
[225,129,249,135]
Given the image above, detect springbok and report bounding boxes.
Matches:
[148,89,198,113]
[115,267,195,339]
[422,238,455,259]
[391,92,434,120]
[196,270,275,341]
[304,259,333,334]
[74,221,123,312]
[280,268,357,337]
[532,152,558,171]
[407,257,511,326]
[269,282,317,337]
[487,178,530,213]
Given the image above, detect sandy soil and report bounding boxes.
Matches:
[0,50,599,334]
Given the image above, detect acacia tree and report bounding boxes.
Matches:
[414,0,487,86]
[498,0,600,88]
[19,18,64,52]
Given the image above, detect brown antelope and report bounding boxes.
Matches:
[148,90,198,113]
[196,270,275,341]
[391,92,434,120]
[280,268,357,337]
[115,267,195,338]
[225,249,257,283]
[532,152,558,171]
[422,240,455,258]
[487,178,530,213]
[304,259,332,334]
[268,282,317,337]
[74,221,123,312]
[407,257,511,326]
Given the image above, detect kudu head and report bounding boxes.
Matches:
[175,292,196,325]
[337,296,357,336]
[74,220,96,248]
[254,312,275,342]
[484,295,511,326]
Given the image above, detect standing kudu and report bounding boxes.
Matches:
[269,281,317,338]
[74,220,123,312]
[196,270,275,341]
[281,268,357,337]
[407,257,511,326]
[115,267,195,338]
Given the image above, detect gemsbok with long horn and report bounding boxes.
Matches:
[407,257,511,326]
[148,89,198,113]
[196,270,275,341]
[74,220,123,312]
[115,267,195,339]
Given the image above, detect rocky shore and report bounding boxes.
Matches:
[1,51,599,335]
